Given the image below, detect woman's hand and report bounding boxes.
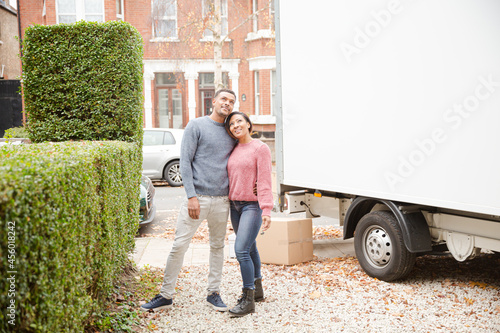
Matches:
[262,215,271,231]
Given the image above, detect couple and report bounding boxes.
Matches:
[141,89,273,317]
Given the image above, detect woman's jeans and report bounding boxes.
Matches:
[230,200,263,290]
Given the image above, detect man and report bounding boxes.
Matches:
[141,89,237,312]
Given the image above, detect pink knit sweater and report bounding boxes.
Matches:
[227,139,273,216]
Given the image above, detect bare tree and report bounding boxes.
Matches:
[151,0,274,91]
[205,0,273,90]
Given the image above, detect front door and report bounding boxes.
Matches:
[158,89,169,128]
[201,90,214,116]
[157,88,183,128]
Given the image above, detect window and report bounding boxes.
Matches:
[116,0,124,20]
[199,73,229,88]
[254,71,260,115]
[143,131,176,146]
[144,131,164,146]
[152,0,178,39]
[156,73,177,85]
[56,0,104,23]
[203,0,228,38]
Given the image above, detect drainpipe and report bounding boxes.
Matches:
[16,0,25,124]
[16,0,22,59]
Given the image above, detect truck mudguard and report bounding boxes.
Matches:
[344,197,432,253]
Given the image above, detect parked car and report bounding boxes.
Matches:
[142,128,184,187]
[139,175,156,225]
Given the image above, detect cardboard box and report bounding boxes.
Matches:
[257,217,313,265]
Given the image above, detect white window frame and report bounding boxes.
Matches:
[254,71,260,116]
[55,0,105,24]
[248,56,276,125]
[245,0,275,41]
[116,0,124,20]
[202,0,229,40]
[151,0,179,41]
[270,69,276,116]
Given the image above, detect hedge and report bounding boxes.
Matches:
[22,20,144,144]
[3,127,28,139]
[0,141,141,332]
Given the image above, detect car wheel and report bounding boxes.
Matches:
[164,161,182,187]
[354,211,416,281]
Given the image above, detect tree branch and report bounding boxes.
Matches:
[222,0,273,43]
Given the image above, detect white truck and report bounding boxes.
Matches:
[275,0,500,281]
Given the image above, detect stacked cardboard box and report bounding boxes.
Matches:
[256,217,313,265]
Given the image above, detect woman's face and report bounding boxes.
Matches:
[228,114,251,140]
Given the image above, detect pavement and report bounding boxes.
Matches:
[133,237,356,268]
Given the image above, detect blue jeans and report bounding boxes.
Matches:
[230,201,263,289]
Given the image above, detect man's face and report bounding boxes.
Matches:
[212,92,236,118]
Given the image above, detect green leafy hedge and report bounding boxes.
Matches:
[0,141,141,332]
[22,20,144,144]
[3,127,28,139]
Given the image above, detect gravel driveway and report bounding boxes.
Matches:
[139,253,500,332]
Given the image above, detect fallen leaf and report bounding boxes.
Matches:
[469,281,488,289]
[464,297,475,305]
[309,291,321,299]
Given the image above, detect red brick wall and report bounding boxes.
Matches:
[18,0,276,129]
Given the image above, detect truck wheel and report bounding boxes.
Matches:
[354,211,416,281]
[163,161,182,187]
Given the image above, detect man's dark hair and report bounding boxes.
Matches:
[214,88,237,100]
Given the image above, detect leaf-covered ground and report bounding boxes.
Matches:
[139,221,343,243]
[134,252,500,332]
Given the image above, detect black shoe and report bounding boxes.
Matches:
[229,288,255,317]
[140,294,173,311]
[254,278,264,302]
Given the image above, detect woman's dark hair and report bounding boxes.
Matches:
[225,111,253,139]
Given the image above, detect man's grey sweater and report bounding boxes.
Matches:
[180,116,236,198]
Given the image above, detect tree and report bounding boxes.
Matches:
[207,0,273,90]
[151,0,274,91]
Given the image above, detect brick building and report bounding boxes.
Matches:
[0,0,23,137]
[18,0,277,136]
[0,0,20,79]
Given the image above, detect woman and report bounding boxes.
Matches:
[225,111,273,317]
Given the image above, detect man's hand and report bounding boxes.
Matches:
[188,197,200,219]
[262,215,271,231]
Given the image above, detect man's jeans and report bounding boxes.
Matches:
[160,195,229,299]
[230,201,263,290]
